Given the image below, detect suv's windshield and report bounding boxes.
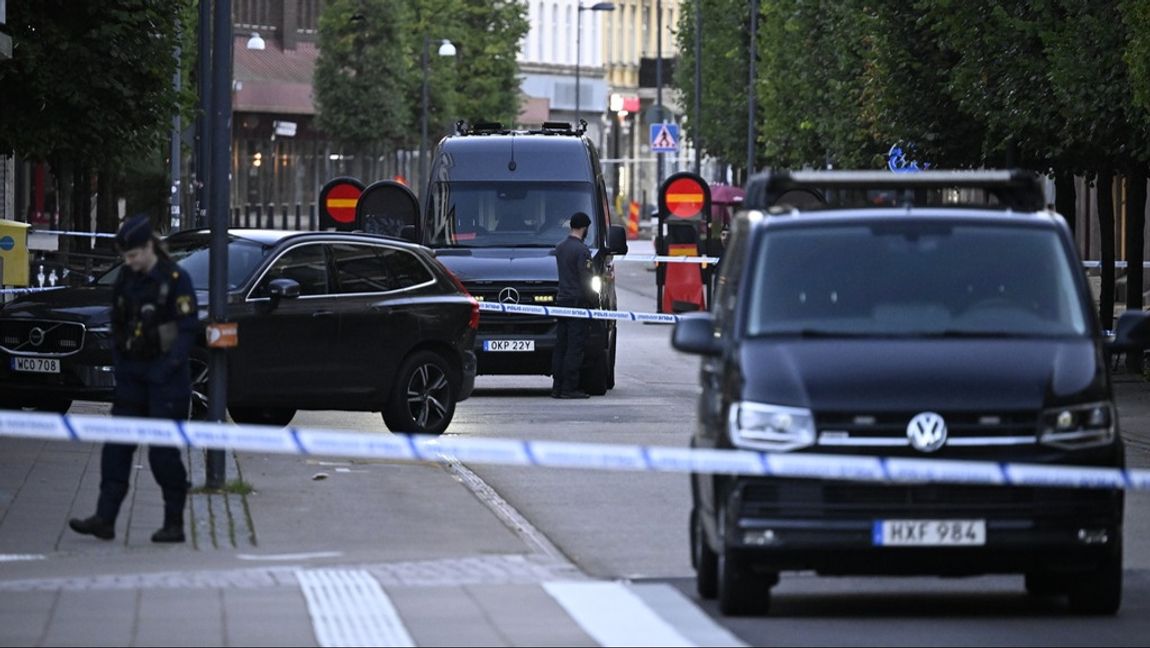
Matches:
[747,223,1088,338]
[424,181,597,248]
[96,237,271,290]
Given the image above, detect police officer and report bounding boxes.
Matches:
[69,216,198,543]
[552,212,596,399]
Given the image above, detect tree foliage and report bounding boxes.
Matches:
[445,0,529,126]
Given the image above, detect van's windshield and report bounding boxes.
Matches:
[746,223,1089,338]
[424,181,597,248]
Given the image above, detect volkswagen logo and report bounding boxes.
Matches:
[498,287,521,304]
[907,412,947,453]
[28,327,46,347]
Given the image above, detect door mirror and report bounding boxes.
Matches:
[1108,310,1150,352]
[672,312,721,356]
[268,278,301,300]
[607,225,629,256]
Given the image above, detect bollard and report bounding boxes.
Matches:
[295,204,302,230]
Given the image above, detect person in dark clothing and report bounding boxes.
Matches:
[69,215,197,543]
[551,212,596,399]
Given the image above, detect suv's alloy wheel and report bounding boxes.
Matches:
[384,351,456,435]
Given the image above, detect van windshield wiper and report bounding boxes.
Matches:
[910,330,1037,339]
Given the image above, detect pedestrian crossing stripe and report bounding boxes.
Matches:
[650,123,680,153]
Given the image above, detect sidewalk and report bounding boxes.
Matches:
[0,405,599,647]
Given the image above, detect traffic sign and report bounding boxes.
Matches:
[660,173,710,219]
[650,123,680,153]
[319,177,364,230]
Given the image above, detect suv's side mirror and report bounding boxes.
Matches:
[607,225,629,256]
[1108,310,1150,352]
[268,278,301,301]
[672,312,721,356]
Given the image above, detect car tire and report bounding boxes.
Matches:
[1024,570,1066,597]
[189,354,210,421]
[383,350,457,435]
[1068,542,1122,615]
[229,406,297,427]
[0,395,73,414]
[692,509,718,600]
[717,549,773,616]
[606,331,617,390]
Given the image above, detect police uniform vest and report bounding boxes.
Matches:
[112,262,182,361]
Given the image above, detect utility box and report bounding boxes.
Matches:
[0,219,30,286]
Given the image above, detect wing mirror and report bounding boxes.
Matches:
[607,225,630,256]
[260,278,301,313]
[672,312,721,356]
[1107,310,1150,353]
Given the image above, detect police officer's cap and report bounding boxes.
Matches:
[116,215,154,251]
[570,212,591,230]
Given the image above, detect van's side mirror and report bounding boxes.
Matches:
[1108,310,1150,352]
[607,225,629,256]
[399,225,419,243]
[672,312,721,356]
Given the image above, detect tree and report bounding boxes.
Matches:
[314,0,415,150]
[0,0,191,232]
[443,0,528,127]
[674,0,753,175]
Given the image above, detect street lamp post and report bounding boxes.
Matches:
[419,37,456,192]
[575,2,615,126]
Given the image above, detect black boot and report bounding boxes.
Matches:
[151,525,185,543]
[69,515,115,541]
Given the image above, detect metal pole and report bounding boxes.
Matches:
[656,0,664,190]
[575,6,582,125]
[170,43,182,233]
[693,0,702,176]
[746,0,759,181]
[206,0,232,489]
[419,34,429,192]
[195,0,211,230]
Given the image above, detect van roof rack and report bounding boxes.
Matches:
[744,170,1047,212]
[453,120,589,137]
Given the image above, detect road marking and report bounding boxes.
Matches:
[0,554,46,563]
[628,583,748,647]
[297,569,414,647]
[543,581,695,647]
[236,551,344,561]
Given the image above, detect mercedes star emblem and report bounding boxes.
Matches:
[907,411,947,453]
[498,287,521,304]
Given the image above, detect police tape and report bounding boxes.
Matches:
[478,300,679,324]
[616,254,720,265]
[0,286,67,295]
[32,230,118,239]
[0,409,1147,491]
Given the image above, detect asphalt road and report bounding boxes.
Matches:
[451,252,1150,646]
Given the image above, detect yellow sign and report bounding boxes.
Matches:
[0,219,30,286]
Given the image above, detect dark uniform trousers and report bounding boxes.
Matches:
[97,361,191,524]
[552,301,589,394]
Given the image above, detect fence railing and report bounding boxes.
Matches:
[231,203,318,231]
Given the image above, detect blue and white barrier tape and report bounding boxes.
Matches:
[478,300,679,324]
[0,410,1145,491]
[0,286,67,295]
[616,254,720,265]
[32,230,118,239]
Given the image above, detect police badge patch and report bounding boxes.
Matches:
[176,295,194,316]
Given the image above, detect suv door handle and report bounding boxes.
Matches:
[312,310,335,318]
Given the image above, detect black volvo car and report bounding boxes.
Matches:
[0,230,478,435]
[421,122,630,394]
[672,171,1149,616]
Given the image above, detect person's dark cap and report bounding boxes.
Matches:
[570,212,591,230]
[115,215,154,250]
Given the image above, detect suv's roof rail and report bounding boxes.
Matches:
[744,169,1047,212]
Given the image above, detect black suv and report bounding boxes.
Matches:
[672,171,1150,616]
[420,122,629,394]
[0,230,478,434]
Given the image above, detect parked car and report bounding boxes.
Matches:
[0,230,478,434]
[673,170,1148,616]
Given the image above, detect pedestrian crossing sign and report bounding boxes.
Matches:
[650,123,680,153]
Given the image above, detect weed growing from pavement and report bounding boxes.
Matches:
[191,479,255,496]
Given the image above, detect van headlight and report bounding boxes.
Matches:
[1039,402,1115,449]
[590,276,602,294]
[728,402,816,452]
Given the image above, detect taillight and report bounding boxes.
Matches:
[443,267,480,330]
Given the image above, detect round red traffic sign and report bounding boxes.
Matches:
[325,182,362,224]
[663,176,707,218]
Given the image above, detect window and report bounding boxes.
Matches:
[253,244,329,297]
[551,3,559,61]
[537,3,545,60]
[331,244,394,294]
[383,249,434,289]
